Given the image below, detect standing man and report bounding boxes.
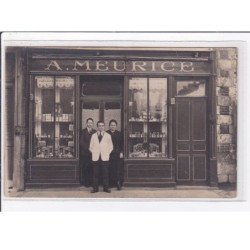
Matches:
[79,118,96,187]
[89,121,113,193]
[107,119,124,190]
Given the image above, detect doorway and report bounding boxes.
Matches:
[80,76,124,131]
[174,78,208,185]
[79,75,124,185]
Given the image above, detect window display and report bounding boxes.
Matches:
[149,78,167,157]
[128,77,167,158]
[33,76,75,158]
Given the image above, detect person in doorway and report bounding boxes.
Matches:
[107,119,124,190]
[89,121,113,193]
[79,118,96,187]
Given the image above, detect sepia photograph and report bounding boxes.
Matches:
[1,0,250,247]
[1,33,239,201]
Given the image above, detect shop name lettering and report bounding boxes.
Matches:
[44,60,196,72]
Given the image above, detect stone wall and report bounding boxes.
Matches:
[215,48,237,184]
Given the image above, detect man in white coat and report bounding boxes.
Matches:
[89,121,113,193]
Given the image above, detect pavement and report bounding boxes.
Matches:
[6,185,237,199]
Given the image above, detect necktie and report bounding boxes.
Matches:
[98,132,103,142]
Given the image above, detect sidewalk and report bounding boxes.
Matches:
[6,185,236,199]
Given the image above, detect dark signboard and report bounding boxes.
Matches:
[29,59,211,74]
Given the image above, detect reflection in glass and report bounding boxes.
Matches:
[129,78,148,122]
[104,102,121,131]
[149,78,168,157]
[177,80,205,97]
[128,78,148,158]
[82,102,99,130]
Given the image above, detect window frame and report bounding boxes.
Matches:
[30,75,77,160]
[127,76,169,159]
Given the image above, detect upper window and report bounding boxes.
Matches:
[176,80,206,97]
[81,76,122,96]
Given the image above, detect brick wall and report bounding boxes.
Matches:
[216,48,237,183]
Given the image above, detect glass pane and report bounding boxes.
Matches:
[82,81,121,95]
[34,76,55,158]
[82,102,99,130]
[54,76,75,158]
[104,102,121,131]
[177,80,205,97]
[128,78,148,158]
[149,78,168,157]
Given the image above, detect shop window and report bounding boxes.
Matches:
[33,76,75,158]
[128,77,167,158]
[149,78,168,157]
[177,80,205,97]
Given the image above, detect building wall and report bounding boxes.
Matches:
[215,48,237,184]
[4,52,15,188]
[5,49,27,192]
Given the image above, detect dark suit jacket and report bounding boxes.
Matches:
[80,128,97,156]
[106,130,123,155]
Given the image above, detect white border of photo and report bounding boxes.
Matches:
[1,32,249,211]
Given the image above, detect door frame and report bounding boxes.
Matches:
[172,76,213,185]
[79,75,124,134]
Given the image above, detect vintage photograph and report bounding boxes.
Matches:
[2,36,238,199]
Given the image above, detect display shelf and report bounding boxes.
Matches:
[149,136,167,139]
[128,77,168,158]
[129,119,167,122]
[128,120,146,122]
[129,136,145,139]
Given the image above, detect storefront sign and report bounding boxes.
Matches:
[30,59,211,74]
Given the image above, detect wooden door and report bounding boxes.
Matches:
[175,79,208,184]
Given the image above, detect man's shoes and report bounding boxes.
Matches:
[91,188,99,193]
[103,188,111,193]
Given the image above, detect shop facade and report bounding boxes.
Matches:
[4,47,237,191]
